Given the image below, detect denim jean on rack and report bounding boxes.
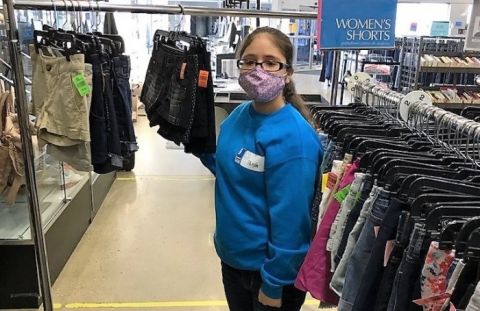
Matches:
[338,187,391,311]
[184,50,216,154]
[87,52,123,173]
[330,184,379,296]
[141,42,199,144]
[352,198,407,311]
[334,174,374,267]
[320,140,335,174]
[373,211,412,311]
[112,55,138,155]
[387,224,427,311]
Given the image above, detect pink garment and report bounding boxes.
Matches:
[295,160,359,304]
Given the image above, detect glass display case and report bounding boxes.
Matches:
[0,143,91,241]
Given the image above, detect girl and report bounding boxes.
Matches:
[198,27,322,310]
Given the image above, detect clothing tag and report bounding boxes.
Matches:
[384,240,395,267]
[198,70,209,88]
[180,63,187,80]
[72,73,91,97]
[326,172,338,190]
[235,148,264,172]
[334,185,351,203]
[322,173,329,193]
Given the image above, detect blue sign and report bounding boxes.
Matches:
[430,21,450,36]
[318,0,398,49]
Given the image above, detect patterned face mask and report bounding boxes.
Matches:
[238,66,285,103]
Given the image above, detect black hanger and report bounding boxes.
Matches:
[464,228,480,262]
[402,176,480,201]
[455,217,480,257]
[425,206,480,233]
[439,220,467,250]
[411,194,480,220]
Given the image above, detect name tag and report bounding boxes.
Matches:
[235,148,265,172]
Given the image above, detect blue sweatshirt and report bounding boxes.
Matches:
[200,102,322,299]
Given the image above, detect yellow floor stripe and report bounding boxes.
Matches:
[61,299,319,308]
[116,177,214,182]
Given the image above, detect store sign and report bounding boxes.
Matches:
[430,21,450,36]
[317,0,398,49]
[466,0,480,51]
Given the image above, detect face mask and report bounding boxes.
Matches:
[238,66,285,103]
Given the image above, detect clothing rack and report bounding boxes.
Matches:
[353,79,480,165]
[1,1,318,310]
[12,0,317,19]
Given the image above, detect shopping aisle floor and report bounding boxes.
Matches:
[52,116,333,311]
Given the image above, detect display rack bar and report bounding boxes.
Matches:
[420,67,480,74]
[13,0,318,19]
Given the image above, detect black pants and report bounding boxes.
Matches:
[221,262,306,311]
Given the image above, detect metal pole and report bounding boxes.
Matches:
[329,50,341,106]
[2,1,54,311]
[13,0,317,19]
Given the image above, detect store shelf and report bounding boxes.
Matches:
[420,67,480,74]
[433,102,480,109]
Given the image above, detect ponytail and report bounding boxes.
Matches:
[284,80,312,124]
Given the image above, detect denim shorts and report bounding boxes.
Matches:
[330,185,380,296]
[327,173,366,271]
[338,188,391,311]
[387,224,427,311]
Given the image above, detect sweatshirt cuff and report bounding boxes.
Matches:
[261,283,283,299]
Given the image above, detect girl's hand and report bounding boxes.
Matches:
[258,289,282,308]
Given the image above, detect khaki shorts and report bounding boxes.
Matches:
[31,45,93,171]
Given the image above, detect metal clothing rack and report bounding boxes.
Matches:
[1,1,317,310]
[353,79,480,164]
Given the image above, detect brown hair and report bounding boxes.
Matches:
[237,27,312,122]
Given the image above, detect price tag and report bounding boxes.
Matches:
[198,70,209,88]
[334,185,351,203]
[72,73,91,97]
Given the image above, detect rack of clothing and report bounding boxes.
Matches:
[30,25,138,174]
[296,79,480,311]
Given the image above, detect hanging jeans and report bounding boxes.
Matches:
[387,224,427,311]
[111,55,139,156]
[327,172,366,271]
[374,211,413,311]
[141,42,199,144]
[339,187,391,311]
[87,52,123,173]
[184,50,216,154]
[330,183,379,296]
[334,174,374,267]
[352,197,407,311]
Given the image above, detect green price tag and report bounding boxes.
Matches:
[334,185,351,203]
[72,73,91,97]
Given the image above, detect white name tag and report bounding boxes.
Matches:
[235,148,265,172]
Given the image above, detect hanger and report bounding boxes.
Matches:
[455,217,480,258]
[464,228,480,262]
[425,206,480,233]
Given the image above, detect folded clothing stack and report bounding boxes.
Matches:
[421,55,480,67]
[426,87,480,104]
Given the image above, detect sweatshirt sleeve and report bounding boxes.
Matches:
[260,157,317,299]
[194,153,217,176]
